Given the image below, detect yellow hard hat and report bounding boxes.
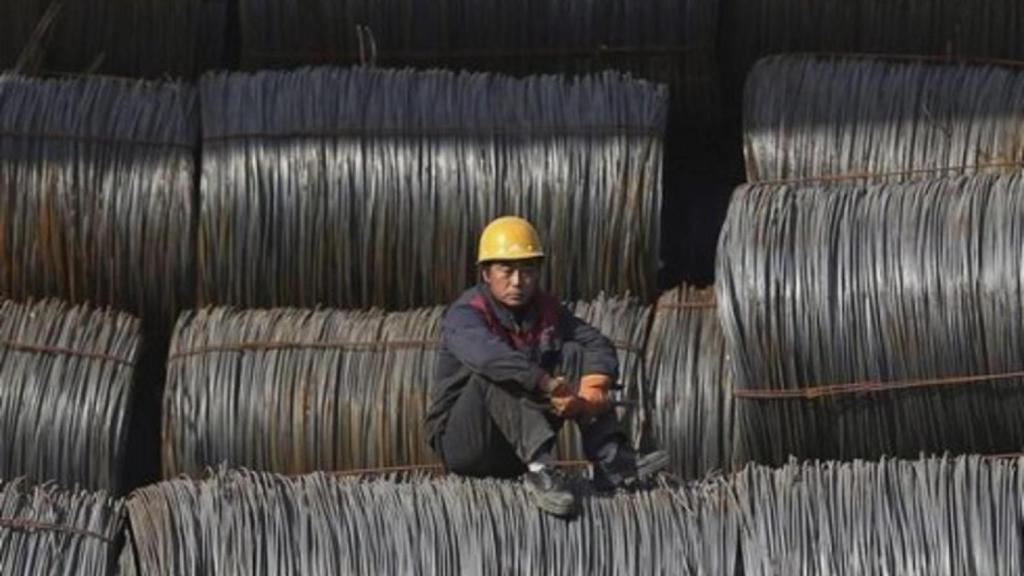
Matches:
[477,216,545,264]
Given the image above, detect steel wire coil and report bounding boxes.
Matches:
[735,455,1024,576]
[0,477,125,576]
[646,285,736,479]
[0,73,197,330]
[744,54,1024,182]
[0,299,141,493]
[717,174,1024,464]
[198,67,665,309]
[127,467,738,575]
[164,295,651,476]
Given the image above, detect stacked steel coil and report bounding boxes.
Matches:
[0,299,141,493]
[127,468,737,575]
[238,0,718,124]
[127,455,1024,575]
[0,74,197,329]
[645,285,735,479]
[717,174,1024,464]
[727,1,1024,89]
[744,55,1024,182]
[0,478,125,575]
[164,295,649,475]
[734,456,1024,575]
[198,67,665,310]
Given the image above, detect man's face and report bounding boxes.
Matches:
[482,259,542,309]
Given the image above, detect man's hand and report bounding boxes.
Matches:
[541,376,585,418]
[578,374,613,417]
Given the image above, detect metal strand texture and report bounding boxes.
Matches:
[127,467,737,576]
[728,1,1024,91]
[127,455,1024,575]
[735,455,1024,576]
[744,54,1024,182]
[1,0,221,78]
[0,73,197,330]
[646,285,736,479]
[198,67,665,309]
[238,0,718,125]
[164,296,649,476]
[717,174,1024,464]
[0,299,141,493]
[0,477,125,576]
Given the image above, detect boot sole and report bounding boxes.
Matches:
[524,484,577,517]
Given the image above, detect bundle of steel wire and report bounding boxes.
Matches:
[165,295,652,475]
[727,1,1024,90]
[238,0,718,125]
[0,477,125,575]
[717,173,1024,464]
[198,67,665,310]
[734,455,1024,575]
[1,0,218,78]
[744,54,1024,182]
[127,467,739,575]
[645,285,735,479]
[0,74,197,330]
[0,299,141,493]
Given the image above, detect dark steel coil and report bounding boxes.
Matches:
[0,477,125,575]
[164,295,651,476]
[0,299,141,493]
[717,174,1024,464]
[0,73,197,330]
[744,55,1024,182]
[127,467,739,575]
[198,67,665,310]
[645,285,736,479]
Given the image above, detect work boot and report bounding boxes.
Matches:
[592,449,671,492]
[522,466,577,517]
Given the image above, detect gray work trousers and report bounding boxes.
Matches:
[438,374,625,478]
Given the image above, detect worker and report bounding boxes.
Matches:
[425,216,668,517]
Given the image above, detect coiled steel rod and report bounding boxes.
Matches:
[717,173,1024,464]
[198,67,665,309]
[0,299,141,493]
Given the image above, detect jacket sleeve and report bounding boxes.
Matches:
[442,302,550,391]
[558,306,619,379]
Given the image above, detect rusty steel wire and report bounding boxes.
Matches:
[735,455,1024,576]
[126,467,738,575]
[164,295,652,476]
[717,174,1024,465]
[0,73,197,330]
[727,2,1024,92]
[0,477,125,575]
[0,299,141,494]
[238,0,719,125]
[744,54,1024,182]
[645,285,736,480]
[1,0,220,78]
[557,294,652,459]
[197,67,665,310]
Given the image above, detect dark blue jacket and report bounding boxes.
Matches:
[425,284,618,447]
